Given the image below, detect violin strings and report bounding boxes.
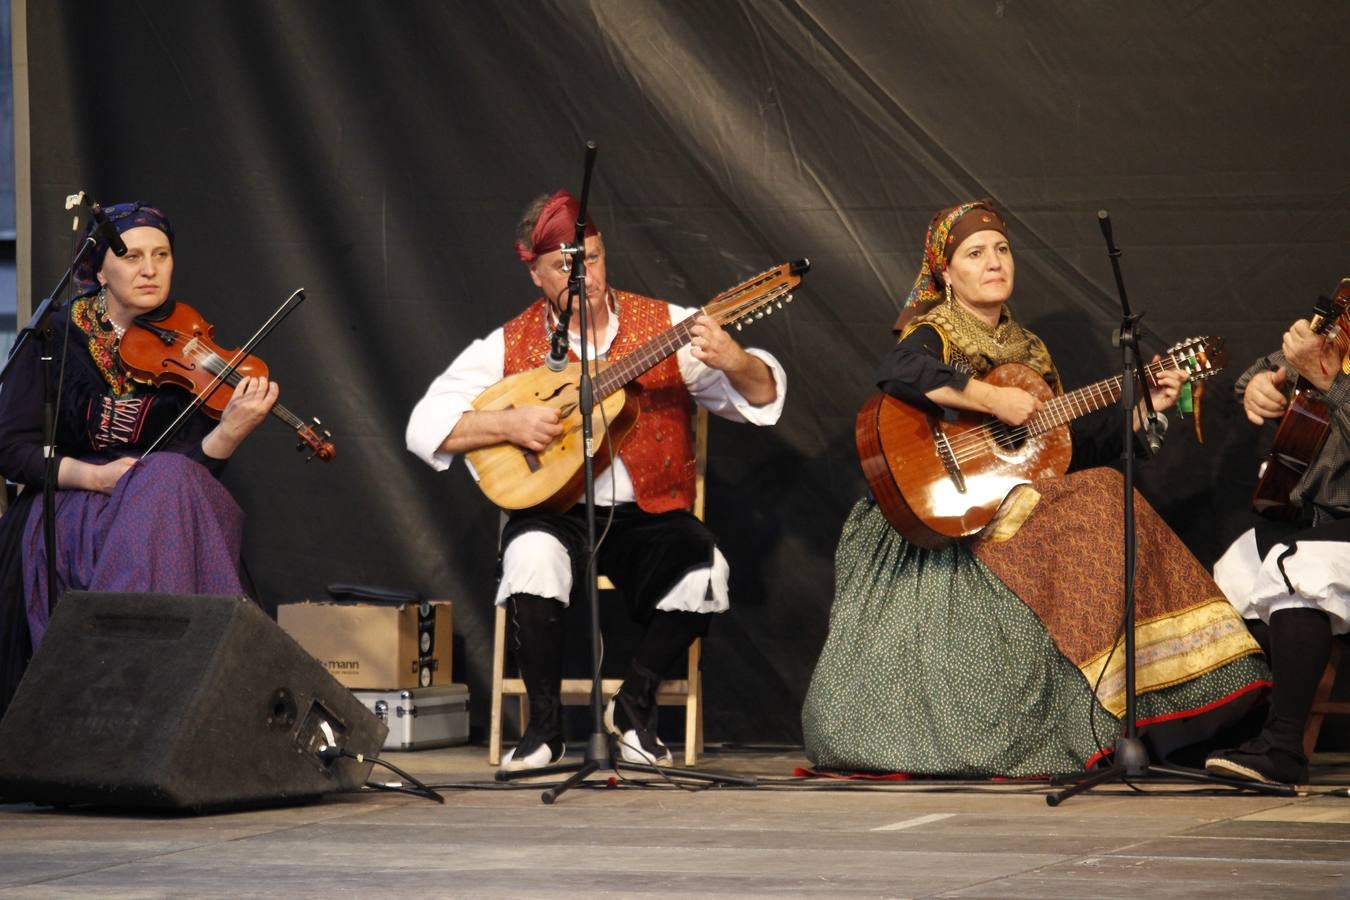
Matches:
[167,330,308,431]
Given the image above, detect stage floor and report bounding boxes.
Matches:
[2,745,1348,898]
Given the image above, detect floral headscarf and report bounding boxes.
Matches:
[893,200,1005,335]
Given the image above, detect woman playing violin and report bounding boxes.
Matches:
[0,202,277,709]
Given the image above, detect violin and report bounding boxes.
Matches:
[118,300,336,461]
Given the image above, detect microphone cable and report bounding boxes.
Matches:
[319,745,444,804]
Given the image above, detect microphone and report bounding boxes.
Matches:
[545,324,570,372]
[545,289,575,373]
[86,195,127,258]
[1144,411,1167,456]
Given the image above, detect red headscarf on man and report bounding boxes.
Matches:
[514,189,600,264]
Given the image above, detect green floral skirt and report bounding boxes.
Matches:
[801,495,1269,777]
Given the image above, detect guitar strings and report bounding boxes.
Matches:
[927,351,1211,465]
[594,280,791,395]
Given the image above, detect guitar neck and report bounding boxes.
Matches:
[587,262,802,396]
[593,314,700,397]
[1025,358,1169,436]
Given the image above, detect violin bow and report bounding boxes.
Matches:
[138,287,308,458]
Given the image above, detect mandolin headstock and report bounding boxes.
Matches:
[705,259,810,331]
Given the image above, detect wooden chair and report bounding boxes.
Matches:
[488,407,709,767]
[1302,639,1350,758]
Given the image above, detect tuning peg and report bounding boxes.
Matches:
[785,293,793,303]
[735,323,744,331]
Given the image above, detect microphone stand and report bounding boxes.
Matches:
[496,142,753,804]
[0,227,103,620]
[1048,211,1294,805]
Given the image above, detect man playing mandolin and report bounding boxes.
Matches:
[406,189,786,771]
[1207,288,1350,786]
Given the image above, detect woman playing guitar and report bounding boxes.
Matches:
[802,200,1269,779]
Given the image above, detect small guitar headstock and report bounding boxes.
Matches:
[1161,336,1227,383]
[1311,277,1350,336]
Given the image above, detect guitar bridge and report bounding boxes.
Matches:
[932,422,966,493]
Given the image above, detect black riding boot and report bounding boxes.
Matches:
[502,593,567,770]
[1206,607,1331,785]
[604,611,711,765]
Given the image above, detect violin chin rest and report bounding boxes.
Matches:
[137,299,178,323]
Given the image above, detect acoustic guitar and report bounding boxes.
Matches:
[1250,278,1350,521]
[467,260,808,512]
[856,336,1227,548]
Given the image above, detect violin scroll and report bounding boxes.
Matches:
[297,417,336,462]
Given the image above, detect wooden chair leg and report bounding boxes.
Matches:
[488,604,507,766]
[684,638,702,766]
[1303,641,1344,759]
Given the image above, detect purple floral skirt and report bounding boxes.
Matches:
[22,453,245,650]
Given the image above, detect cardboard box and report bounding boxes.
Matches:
[278,600,452,689]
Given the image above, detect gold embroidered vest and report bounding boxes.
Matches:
[902,300,1061,392]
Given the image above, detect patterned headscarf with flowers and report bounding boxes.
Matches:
[893,200,1005,334]
[893,200,1059,390]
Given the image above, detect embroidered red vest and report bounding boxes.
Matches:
[501,292,696,513]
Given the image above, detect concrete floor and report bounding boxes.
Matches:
[2,745,1349,898]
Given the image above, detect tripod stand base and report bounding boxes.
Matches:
[495,732,756,803]
[1048,759,1299,806]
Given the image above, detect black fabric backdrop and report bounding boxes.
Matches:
[19,1,1350,743]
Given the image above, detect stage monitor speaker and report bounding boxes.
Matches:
[0,592,389,812]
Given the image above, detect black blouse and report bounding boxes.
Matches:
[0,307,224,487]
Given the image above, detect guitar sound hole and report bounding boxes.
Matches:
[989,422,1027,453]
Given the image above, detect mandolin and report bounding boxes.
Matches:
[467,260,808,512]
[1250,278,1350,520]
[856,336,1226,548]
